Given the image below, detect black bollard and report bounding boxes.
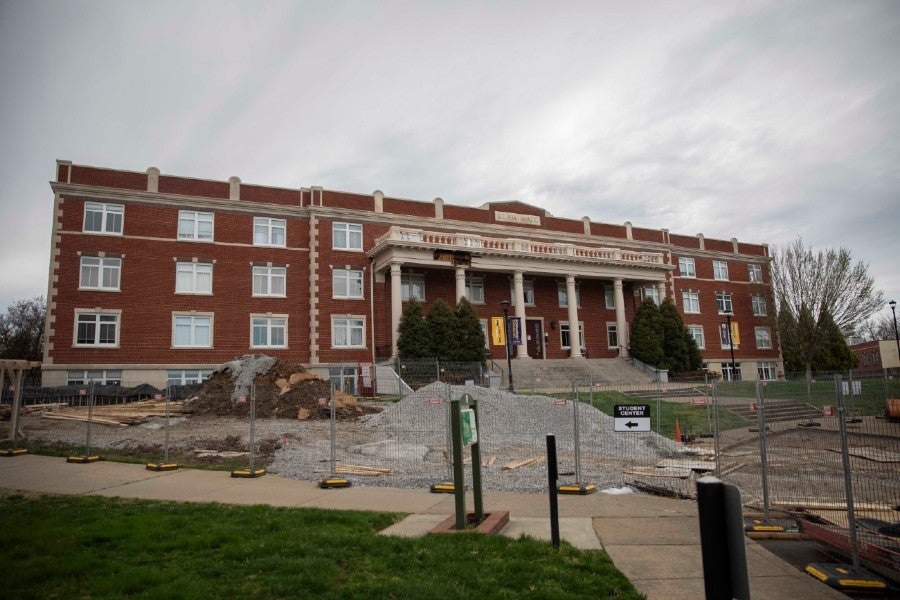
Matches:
[546,434,560,549]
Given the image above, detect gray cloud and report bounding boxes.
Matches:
[1,0,898,316]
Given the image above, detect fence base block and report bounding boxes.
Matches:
[743,517,785,533]
[1,448,28,457]
[146,462,179,472]
[231,468,267,478]
[317,477,351,488]
[805,563,887,593]
[557,482,597,495]
[67,455,100,463]
[430,481,456,493]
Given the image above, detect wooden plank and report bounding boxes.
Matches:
[656,459,715,471]
[825,446,900,463]
[501,456,543,470]
[624,466,692,479]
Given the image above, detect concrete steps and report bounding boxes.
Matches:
[726,399,823,423]
[504,357,655,389]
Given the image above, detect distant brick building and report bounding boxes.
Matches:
[42,160,782,387]
[850,340,900,375]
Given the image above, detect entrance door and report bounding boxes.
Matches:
[526,319,543,358]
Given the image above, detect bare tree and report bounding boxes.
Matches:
[771,237,883,377]
[856,314,896,342]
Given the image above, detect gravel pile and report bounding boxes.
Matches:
[269,383,694,493]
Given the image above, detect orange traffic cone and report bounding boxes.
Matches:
[674,419,682,444]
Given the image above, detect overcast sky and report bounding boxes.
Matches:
[2,0,898,324]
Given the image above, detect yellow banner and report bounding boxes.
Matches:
[491,317,506,346]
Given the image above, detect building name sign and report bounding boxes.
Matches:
[494,211,542,226]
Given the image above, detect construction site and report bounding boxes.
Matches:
[2,355,899,591]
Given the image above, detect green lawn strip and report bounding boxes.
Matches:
[0,495,644,600]
[557,390,745,439]
[717,378,898,416]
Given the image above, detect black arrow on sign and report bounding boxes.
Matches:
[625,421,638,428]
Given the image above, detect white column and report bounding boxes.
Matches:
[513,270,529,359]
[566,274,582,358]
[455,265,467,304]
[657,281,666,302]
[390,262,402,356]
[615,277,628,357]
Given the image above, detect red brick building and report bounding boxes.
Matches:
[42,160,782,387]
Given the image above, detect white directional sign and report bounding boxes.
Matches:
[614,404,651,432]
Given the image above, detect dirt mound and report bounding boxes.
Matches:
[190,356,381,421]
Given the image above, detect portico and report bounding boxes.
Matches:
[369,226,673,359]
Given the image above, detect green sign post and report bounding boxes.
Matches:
[450,393,484,529]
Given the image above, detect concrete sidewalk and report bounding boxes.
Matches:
[0,454,846,600]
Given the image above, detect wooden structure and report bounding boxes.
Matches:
[2,360,41,444]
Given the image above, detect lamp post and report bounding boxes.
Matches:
[725,312,737,381]
[501,299,514,392]
[891,300,900,371]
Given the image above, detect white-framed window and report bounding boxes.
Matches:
[757,362,777,381]
[720,323,738,349]
[751,294,767,317]
[605,286,616,309]
[333,268,364,299]
[166,369,213,387]
[253,217,286,247]
[558,282,581,308]
[466,276,484,304]
[864,353,870,366]
[510,280,535,306]
[722,362,742,382]
[173,314,212,348]
[67,369,122,385]
[875,351,880,365]
[713,260,729,281]
[74,311,120,347]
[176,262,213,294]
[178,210,214,241]
[682,291,700,314]
[643,286,659,306]
[716,292,733,314]
[251,315,287,348]
[79,256,121,291]
[560,321,584,349]
[83,202,123,235]
[332,316,365,348]
[402,273,426,301]
[607,323,618,348]
[755,327,772,349]
[678,257,696,278]
[688,325,705,349]
[748,264,763,283]
[253,265,286,297]
[333,222,363,250]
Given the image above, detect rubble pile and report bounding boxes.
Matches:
[190,355,381,421]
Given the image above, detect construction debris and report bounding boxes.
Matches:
[501,456,544,470]
[313,464,393,476]
[40,399,191,427]
[189,355,381,421]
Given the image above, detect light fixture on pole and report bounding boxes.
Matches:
[501,299,514,392]
[724,312,737,381]
[890,300,899,369]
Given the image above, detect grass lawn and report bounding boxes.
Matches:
[0,494,644,600]
[716,378,900,416]
[557,390,748,439]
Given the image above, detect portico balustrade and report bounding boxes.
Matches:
[372,226,665,266]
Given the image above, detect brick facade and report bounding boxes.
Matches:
[43,160,782,387]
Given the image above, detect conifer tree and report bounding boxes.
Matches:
[659,297,702,372]
[396,299,429,359]
[629,298,664,366]
[453,297,487,364]
[425,299,457,361]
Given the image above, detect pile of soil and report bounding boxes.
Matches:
[190,356,382,421]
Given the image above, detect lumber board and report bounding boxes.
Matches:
[624,466,692,479]
[501,456,544,470]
